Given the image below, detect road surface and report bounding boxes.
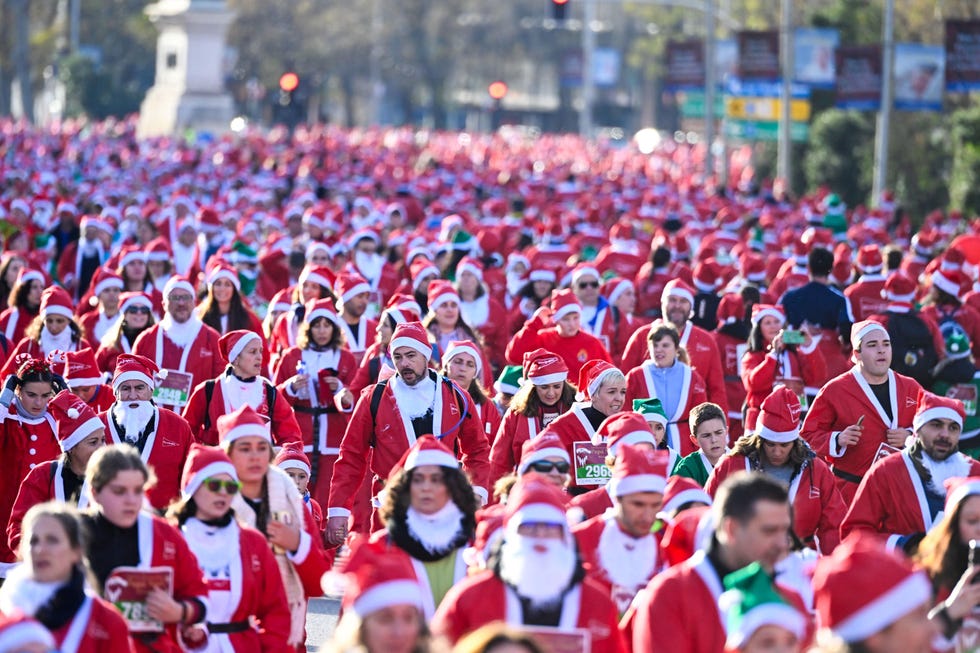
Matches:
[306,596,341,651]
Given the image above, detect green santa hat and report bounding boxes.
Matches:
[633,398,669,427]
[720,562,806,650]
[494,365,524,396]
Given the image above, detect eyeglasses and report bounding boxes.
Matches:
[125,306,152,314]
[577,281,599,289]
[167,294,194,304]
[202,478,240,495]
[527,460,570,474]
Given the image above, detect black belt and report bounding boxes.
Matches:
[832,466,863,484]
[294,405,331,415]
[208,621,251,634]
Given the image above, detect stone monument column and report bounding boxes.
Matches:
[137,0,236,137]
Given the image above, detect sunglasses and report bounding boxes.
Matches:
[528,460,570,474]
[202,478,240,495]
[577,281,599,289]
[125,306,152,314]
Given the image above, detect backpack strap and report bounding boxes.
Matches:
[265,380,277,416]
[202,380,217,431]
[369,380,388,447]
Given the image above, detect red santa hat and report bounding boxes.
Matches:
[882,271,917,303]
[850,319,889,351]
[503,473,568,533]
[442,340,483,377]
[181,443,239,499]
[91,268,124,298]
[268,288,292,314]
[662,278,696,307]
[298,264,336,292]
[0,612,56,651]
[305,298,344,329]
[944,476,980,516]
[340,540,424,619]
[660,475,712,516]
[218,404,271,445]
[693,259,724,293]
[427,279,460,312]
[855,245,883,274]
[577,359,621,401]
[40,286,73,319]
[389,321,432,360]
[80,214,113,235]
[517,433,570,475]
[48,390,103,452]
[207,263,240,290]
[197,207,222,232]
[145,237,172,262]
[941,247,966,271]
[218,330,261,364]
[549,288,582,323]
[756,386,801,443]
[528,268,557,283]
[456,256,484,281]
[717,293,745,326]
[393,434,459,473]
[913,390,965,433]
[162,275,195,300]
[571,264,600,287]
[334,273,371,305]
[410,259,440,291]
[812,532,931,643]
[117,245,147,270]
[119,291,153,313]
[522,348,568,386]
[64,347,103,388]
[274,442,312,477]
[14,267,44,288]
[599,412,657,458]
[932,268,968,300]
[609,444,669,498]
[601,278,634,306]
[750,304,786,327]
[112,354,159,390]
[381,294,421,325]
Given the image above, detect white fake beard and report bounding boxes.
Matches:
[499,534,577,608]
[922,450,972,494]
[406,502,464,554]
[160,314,201,349]
[113,400,155,442]
[40,325,73,356]
[0,564,60,616]
[390,374,436,420]
[354,250,384,282]
[79,237,102,257]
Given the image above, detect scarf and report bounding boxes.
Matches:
[40,325,74,357]
[160,314,203,349]
[388,502,474,563]
[390,373,436,420]
[406,502,466,555]
[0,565,87,632]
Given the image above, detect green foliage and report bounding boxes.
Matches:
[803,109,874,207]
[887,112,950,222]
[59,54,145,119]
[949,106,980,217]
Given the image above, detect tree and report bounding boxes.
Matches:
[803,109,874,208]
[949,106,980,217]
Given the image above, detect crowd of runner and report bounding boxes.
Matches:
[0,115,978,652]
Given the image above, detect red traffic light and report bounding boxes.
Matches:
[488,81,508,100]
[553,0,569,4]
[279,72,300,92]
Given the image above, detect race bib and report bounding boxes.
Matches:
[153,369,193,408]
[874,442,903,464]
[104,566,174,633]
[517,626,591,653]
[947,384,979,417]
[573,441,611,486]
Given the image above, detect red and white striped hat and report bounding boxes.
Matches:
[48,390,103,452]
[218,404,271,445]
[913,390,965,433]
[181,443,238,498]
[756,386,801,443]
[64,348,103,388]
[40,287,73,319]
[522,348,568,386]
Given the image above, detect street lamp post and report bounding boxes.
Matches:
[580,0,597,138]
[872,0,894,205]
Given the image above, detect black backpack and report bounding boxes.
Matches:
[886,310,939,386]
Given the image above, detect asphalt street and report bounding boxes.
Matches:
[305,596,341,651]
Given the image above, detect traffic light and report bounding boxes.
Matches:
[279,72,300,106]
[488,81,508,101]
[551,0,569,20]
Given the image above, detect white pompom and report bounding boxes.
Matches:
[67,407,80,419]
[156,369,168,380]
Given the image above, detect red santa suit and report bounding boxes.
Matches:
[7,457,92,555]
[544,405,614,492]
[56,239,108,301]
[81,385,115,414]
[741,345,828,432]
[100,404,195,511]
[337,317,378,366]
[921,303,980,362]
[489,405,571,487]
[624,362,707,456]
[505,325,611,380]
[178,519,291,653]
[844,274,888,322]
[633,265,672,319]
[432,570,626,653]
[0,305,37,345]
[800,367,921,503]
[79,309,121,345]
[459,294,509,371]
[49,595,134,653]
[706,453,847,554]
[841,449,980,549]
[0,336,95,380]
[474,399,502,447]
[594,248,645,281]
[526,243,573,273]
[349,341,386,398]
[714,328,748,441]
[132,319,224,412]
[621,321,728,415]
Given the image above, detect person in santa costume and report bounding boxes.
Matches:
[272,300,357,507]
[706,387,847,555]
[94,292,155,376]
[132,276,224,413]
[843,245,889,322]
[633,244,674,319]
[572,444,671,616]
[432,474,626,653]
[921,267,980,363]
[165,443,291,653]
[568,264,617,354]
[346,229,400,314]
[1,287,94,380]
[488,348,577,488]
[740,304,827,433]
[811,532,935,653]
[672,401,730,487]
[516,432,573,495]
[372,435,478,619]
[719,562,807,653]
[599,276,646,369]
[0,267,43,345]
[219,404,331,650]
[275,443,324,536]
[98,354,195,511]
[423,280,494,389]
[454,256,508,372]
[7,390,105,556]
[624,320,708,456]
[348,295,420,397]
[442,339,502,446]
[0,503,132,653]
[77,267,124,344]
[196,262,265,340]
[801,319,923,503]
[334,272,379,366]
[620,278,729,416]
[841,391,980,553]
[80,444,209,653]
[0,611,60,652]
[325,321,491,547]
[183,329,301,447]
[625,473,797,653]
[505,289,611,380]
[505,267,556,336]
[56,215,112,301]
[542,359,626,494]
[269,264,335,368]
[0,356,65,576]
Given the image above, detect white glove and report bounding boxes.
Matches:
[0,404,9,423]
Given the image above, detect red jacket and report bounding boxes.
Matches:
[49,595,134,653]
[741,345,828,432]
[488,405,570,488]
[713,329,748,441]
[506,323,611,381]
[624,362,707,456]
[0,336,96,380]
[8,457,91,555]
[632,264,671,318]
[0,305,37,345]
[844,275,889,322]
[131,322,224,412]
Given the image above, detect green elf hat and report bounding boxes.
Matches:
[633,398,669,427]
[494,365,524,396]
[720,562,806,650]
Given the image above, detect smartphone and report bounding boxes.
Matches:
[271,511,293,554]
[782,330,806,345]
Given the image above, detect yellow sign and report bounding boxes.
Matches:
[725,97,811,122]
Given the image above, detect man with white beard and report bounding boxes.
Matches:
[433,474,626,653]
[133,275,223,412]
[55,215,112,301]
[98,353,195,511]
[346,230,399,315]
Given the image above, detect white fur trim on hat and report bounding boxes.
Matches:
[208,267,240,290]
[529,270,557,283]
[429,290,461,312]
[664,284,695,307]
[163,277,195,299]
[390,336,432,360]
[306,307,342,328]
[443,343,483,376]
[18,270,44,286]
[119,250,147,269]
[278,459,312,476]
[517,448,570,475]
[404,448,459,470]
[610,474,667,498]
[457,261,483,281]
[220,424,271,445]
[299,269,333,289]
[227,332,261,364]
[757,424,799,444]
[0,621,56,651]
[112,370,155,390]
[183,461,239,499]
[42,303,73,319]
[121,294,153,312]
[341,282,372,304]
[528,371,567,386]
[947,480,980,515]
[94,276,124,297]
[588,368,621,399]
[60,415,104,452]
[832,571,930,643]
[572,266,600,285]
[661,488,712,515]
[751,307,786,327]
[551,301,582,323]
[607,279,634,305]
[913,406,964,433]
[507,503,567,529]
[607,431,657,457]
[932,271,962,298]
[850,322,889,351]
[66,375,103,388]
[352,580,424,619]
